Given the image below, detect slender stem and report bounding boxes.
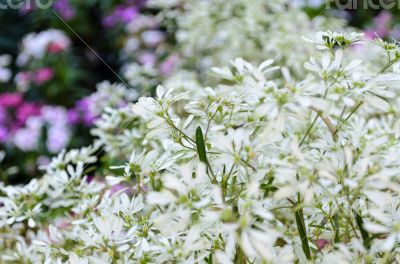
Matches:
[166,119,196,144]
[333,102,363,136]
[205,104,221,140]
[310,107,337,135]
[299,115,318,147]
[379,59,398,74]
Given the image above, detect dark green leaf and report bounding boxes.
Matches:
[196,126,207,163]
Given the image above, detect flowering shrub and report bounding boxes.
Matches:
[1,29,400,262]
[1,0,342,181]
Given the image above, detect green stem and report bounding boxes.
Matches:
[379,59,398,74]
[299,115,318,147]
[333,102,363,136]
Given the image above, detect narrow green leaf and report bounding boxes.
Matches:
[334,214,340,243]
[295,209,311,260]
[354,211,370,249]
[196,126,207,163]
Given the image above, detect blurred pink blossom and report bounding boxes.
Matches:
[365,11,392,39]
[316,239,330,251]
[16,103,41,125]
[160,54,179,76]
[34,68,54,85]
[0,92,23,108]
[48,42,67,54]
[110,184,132,196]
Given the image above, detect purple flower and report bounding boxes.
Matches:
[53,0,75,20]
[67,109,80,124]
[47,125,70,153]
[110,184,132,196]
[374,11,391,29]
[138,52,157,67]
[365,11,392,39]
[141,30,165,47]
[0,126,9,143]
[42,106,68,125]
[13,117,42,152]
[103,5,139,27]
[118,6,138,23]
[76,98,96,125]
[19,1,35,15]
[0,106,7,124]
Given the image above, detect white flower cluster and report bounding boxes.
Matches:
[122,0,344,95]
[16,29,71,66]
[1,31,400,263]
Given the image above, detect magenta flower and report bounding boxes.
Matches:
[16,103,41,125]
[0,92,23,108]
[0,106,6,123]
[34,68,54,85]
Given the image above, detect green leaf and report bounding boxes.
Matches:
[295,209,311,260]
[354,211,370,249]
[196,126,207,163]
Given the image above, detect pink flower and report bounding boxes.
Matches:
[160,54,179,76]
[16,103,41,124]
[316,239,330,251]
[0,92,23,108]
[47,42,67,53]
[374,11,391,29]
[365,11,392,39]
[34,68,54,85]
